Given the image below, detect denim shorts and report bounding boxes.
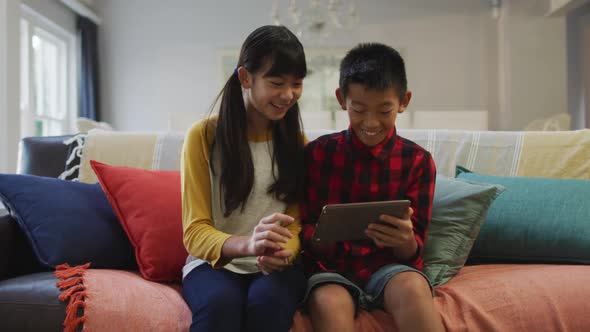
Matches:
[302,264,434,312]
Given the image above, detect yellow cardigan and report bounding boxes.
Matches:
[181,117,302,269]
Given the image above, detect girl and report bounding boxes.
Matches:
[181,25,307,332]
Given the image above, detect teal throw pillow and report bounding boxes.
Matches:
[456,166,590,264]
[423,176,504,287]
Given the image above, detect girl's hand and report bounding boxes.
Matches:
[256,248,293,275]
[247,213,294,256]
[365,207,416,251]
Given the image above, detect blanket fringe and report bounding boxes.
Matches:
[55,263,91,332]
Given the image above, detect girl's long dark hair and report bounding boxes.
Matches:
[208,25,307,217]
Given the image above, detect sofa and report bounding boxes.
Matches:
[1,128,589,332]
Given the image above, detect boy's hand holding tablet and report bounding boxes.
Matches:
[365,207,420,261]
[365,206,414,248]
[311,200,412,244]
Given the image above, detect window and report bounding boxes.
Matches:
[20,5,77,137]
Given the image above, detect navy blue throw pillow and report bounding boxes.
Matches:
[0,174,135,269]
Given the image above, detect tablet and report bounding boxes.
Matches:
[311,200,411,243]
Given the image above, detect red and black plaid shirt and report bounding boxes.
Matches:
[300,127,436,287]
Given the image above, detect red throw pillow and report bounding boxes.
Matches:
[91,160,187,281]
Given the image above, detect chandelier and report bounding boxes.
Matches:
[271,0,359,41]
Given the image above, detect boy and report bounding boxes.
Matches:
[300,43,444,332]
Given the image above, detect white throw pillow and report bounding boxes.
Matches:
[76,117,114,134]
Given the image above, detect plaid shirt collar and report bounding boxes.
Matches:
[346,126,398,161]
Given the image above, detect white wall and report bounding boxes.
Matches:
[567,2,590,129]
[96,0,496,131]
[94,0,567,131]
[0,0,20,173]
[498,0,567,130]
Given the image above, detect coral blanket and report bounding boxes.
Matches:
[56,264,590,332]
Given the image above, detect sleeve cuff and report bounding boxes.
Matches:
[400,242,422,265]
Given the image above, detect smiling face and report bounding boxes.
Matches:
[337,83,411,147]
[238,63,303,127]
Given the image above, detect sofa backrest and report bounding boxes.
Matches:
[399,129,590,179]
[36,128,590,184]
[17,135,74,178]
[307,128,590,179]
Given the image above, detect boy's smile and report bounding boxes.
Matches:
[336,83,411,147]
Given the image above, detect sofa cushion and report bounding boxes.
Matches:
[423,177,504,287]
[0,272,65,332]
[0,214,48,280]
[457,167,590,264]
[91,161,187,282]
[0,174,135,269]
[435,264,590,332]
[75,117,114,133]
[63,264,590,332]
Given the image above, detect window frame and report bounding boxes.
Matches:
[20,4,78,137]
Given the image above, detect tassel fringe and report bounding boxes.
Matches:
[55,263,91,332]
[58,133,87,181]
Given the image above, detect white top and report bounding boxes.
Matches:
[182,140,287,278]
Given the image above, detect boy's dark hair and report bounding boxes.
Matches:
[208,25,307,217]
[339,43,407,100]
